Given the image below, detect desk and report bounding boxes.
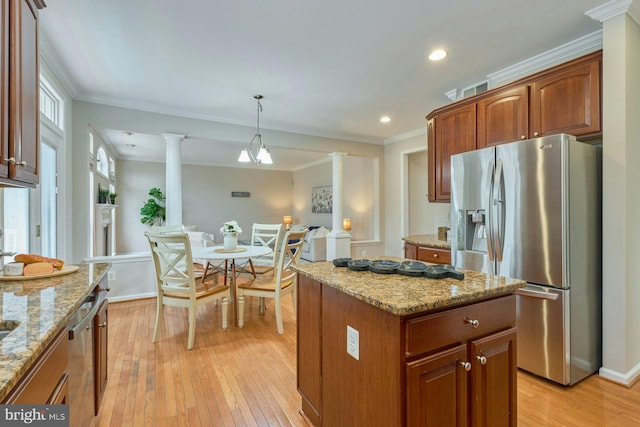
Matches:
[192,245,272,326]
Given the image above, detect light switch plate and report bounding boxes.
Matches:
[347,325,359,360]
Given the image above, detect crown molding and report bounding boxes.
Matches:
[487,30,603,87]
[384,127,426,145]
[38,33,79,98]
[586,0,640,26]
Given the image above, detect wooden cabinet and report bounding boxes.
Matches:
[297,274,517,427]
[297,275,322,427]
[477,85,529,149]
[404,241,451,265]
[0,0,44,187]
[429,103,476,202]
[94,298,108,414]
[531,59,601,138]
[2,327,68,404]
[426,50,601,202]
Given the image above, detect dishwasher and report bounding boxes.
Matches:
[67,288,106,427]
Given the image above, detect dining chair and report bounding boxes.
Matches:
[146,231,229,350]
[247,223,284,277]
[237,229,307,334]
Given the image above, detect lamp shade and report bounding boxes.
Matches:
[343,218,352,231]
[283,215,293,226]
[238,149,251,163]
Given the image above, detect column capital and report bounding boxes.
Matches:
[162,133,186,145]
[328,152,348,158]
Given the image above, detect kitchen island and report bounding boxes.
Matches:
[0,263,110,403]
[293,259,525,427]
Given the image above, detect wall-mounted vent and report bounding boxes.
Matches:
[462,81,488,99]
[444,80,489,102]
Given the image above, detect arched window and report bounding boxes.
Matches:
[96,146,108,177]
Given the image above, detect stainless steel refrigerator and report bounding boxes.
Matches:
[450,134,601,385]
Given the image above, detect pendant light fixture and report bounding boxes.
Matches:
[238,94,273,165]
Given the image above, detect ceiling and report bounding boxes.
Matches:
[39,0,605,169]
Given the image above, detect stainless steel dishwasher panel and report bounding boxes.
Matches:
[68,293,100,426]
[516,285,570,385]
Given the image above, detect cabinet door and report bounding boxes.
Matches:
[297,274,322,426]
[427,118,436,202]
[406,344,469,427]
[9,0,39,185]
[94,300,108,414]
[470,328,517,427]
[531,60,601,138]
[477,86,529,148]
[434,104,476,201]
[1,0,8,179]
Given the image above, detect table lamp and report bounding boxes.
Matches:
[343,218,352,232]
[283,215,293,230]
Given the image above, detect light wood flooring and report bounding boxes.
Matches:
[98,297,640,427]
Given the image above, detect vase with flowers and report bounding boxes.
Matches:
[220,220,242,250]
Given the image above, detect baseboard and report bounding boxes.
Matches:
[108,292,156,303]
[599,363,640,387]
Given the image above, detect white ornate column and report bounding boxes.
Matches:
[326,152,351,260]
[163,133,185,227]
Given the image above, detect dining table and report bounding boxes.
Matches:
[192,244,272,326]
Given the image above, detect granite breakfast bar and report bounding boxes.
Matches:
[293,259,525,427]
[0,263,110,403]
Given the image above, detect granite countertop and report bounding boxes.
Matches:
[403,234,451,249]
[292,258,524,316]
[0,262,110,401]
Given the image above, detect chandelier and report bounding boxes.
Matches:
[238,94,273,165]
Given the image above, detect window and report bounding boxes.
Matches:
[96,146,108,177]
[40,143,57,258]
[39,76,64,130]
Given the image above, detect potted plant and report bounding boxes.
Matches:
[97,185,110,204]
[109,192,118,205]
[140,187,166,225]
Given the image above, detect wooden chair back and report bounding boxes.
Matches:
[146,232,197,299]
[251,223,284,266]
[272,229,307,295]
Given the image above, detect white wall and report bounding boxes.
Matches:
[599,10,640,386]
[384,133,450,257]
[116,160,293,253]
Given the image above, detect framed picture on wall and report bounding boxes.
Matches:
[311,185,332,213]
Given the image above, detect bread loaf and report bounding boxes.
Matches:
[23,262,55,276]
[14,253,64,270]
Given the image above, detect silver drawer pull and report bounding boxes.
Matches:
[4,157,16,164]
[476,355,487,365]
[459,361,471,371]
[17,160,27,167]
[464,317,479,328]
[99,321,107,328]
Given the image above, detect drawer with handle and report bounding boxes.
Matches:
[404,295,515,357]
[417,247,451,264]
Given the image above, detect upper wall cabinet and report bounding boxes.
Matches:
[427,50,602,202]
[0,0,45,188]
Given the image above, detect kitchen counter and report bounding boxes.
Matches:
[402,234,450,249]
[0,263,110,401]
[291,257,524,316]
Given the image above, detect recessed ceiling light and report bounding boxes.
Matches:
[428,49,447,61]
[126,143,136,148]
[380,116,391,123]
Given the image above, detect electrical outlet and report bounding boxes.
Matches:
[347,325,359,360]
[361,249,367,258]
[108,270,116,281]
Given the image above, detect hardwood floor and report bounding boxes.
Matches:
[99,297,640,427]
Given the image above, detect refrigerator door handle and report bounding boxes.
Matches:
[517,288,559,300]
[493,158,505,262]
[486,159,495,263]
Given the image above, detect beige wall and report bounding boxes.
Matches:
[600,11,640,385]
[384,133,450,257]
[115,160,293,253]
